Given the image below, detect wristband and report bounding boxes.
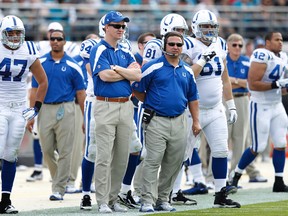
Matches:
[196,58,206,67]
[226,99,236,110]
[271,81,279,89]
[34,101,42,112]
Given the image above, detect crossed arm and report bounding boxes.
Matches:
[98,62,141,82]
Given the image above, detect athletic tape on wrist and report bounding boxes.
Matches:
[226,99,236,110]
[196,58,206,67]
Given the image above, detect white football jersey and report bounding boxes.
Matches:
[85,68,94,96]
[36,40,80,57]
[119,38,133,52]
[142,38,163,63]
[183,36,227,108]
[79,38,100,96]
[0,41,39,103]
[249,48,287,104]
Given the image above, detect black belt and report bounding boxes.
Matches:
[44,102,63,105]
[233,93,248,98]
[155,113,182,118]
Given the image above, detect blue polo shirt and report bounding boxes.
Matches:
[90,39,135,97]
[32,52,85,103]
[226,54,250,93]
[132,55,199,117]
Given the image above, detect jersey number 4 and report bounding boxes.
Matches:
[254,51,282,80]
[0,58,27,81]
[269,64,281,81]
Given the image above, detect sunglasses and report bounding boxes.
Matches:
[232,43,243,48]
[108,24,126,30]
[142,41,149,45]
[50,37,64,41]
[167,42,183,47]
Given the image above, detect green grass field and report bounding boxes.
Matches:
[18,200,288,216]
[151,200,288,216]
[17,188,288,216]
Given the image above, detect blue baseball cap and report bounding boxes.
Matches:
[103,11,130,25]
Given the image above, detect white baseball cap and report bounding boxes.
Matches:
[47,22,63,31]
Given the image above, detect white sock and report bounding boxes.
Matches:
[120,183,131,194]
[214,179,226,192]
[275,172,284,177]
[235,167,244,174]
[189,163,205,184]
[82,191,91,196]
[34,164,43,171]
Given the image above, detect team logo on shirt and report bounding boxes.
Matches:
[61,66,66,72]
[182,72,186,77]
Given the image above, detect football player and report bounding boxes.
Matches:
[79,37,100,210]
[183,9,240,208]
[231,32,288,193]
[142,13,189,65]
[65,34,100,195]
[0,15,48,213]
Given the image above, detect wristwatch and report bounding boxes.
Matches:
[112,65,117,71]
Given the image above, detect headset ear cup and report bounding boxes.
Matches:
[161,37,165,51]
[162,34,168,51]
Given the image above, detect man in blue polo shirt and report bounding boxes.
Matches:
[132,31,201,213]
[30,29,86,201]
[89,11,141,213]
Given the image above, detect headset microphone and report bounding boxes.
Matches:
[162,50,178,57]
[161,45,178,57]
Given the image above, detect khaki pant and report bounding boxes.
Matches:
[141,113,187,205]
[38,102,75,196]
[68,104,84,187]
[94,100,134,206]
[133,160,144,197]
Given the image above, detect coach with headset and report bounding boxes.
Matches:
[132,31,201,213]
